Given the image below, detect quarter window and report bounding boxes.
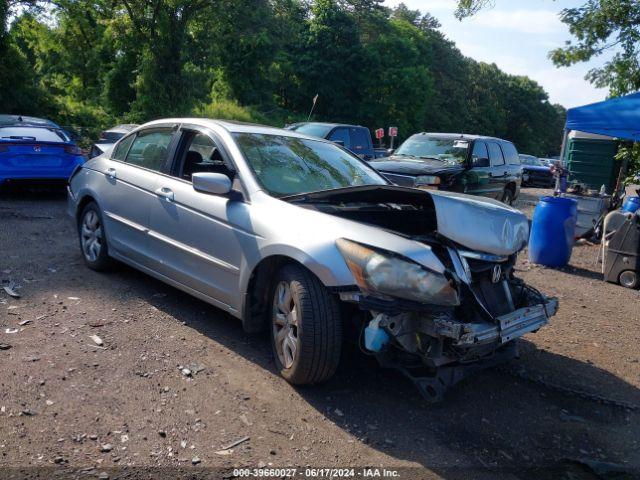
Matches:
[112,134,135,161]
[488,143,505,166]
[125,130,173,172]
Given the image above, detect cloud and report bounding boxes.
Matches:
[468,9,564,35]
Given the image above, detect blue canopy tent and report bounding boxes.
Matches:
[565,92,640,141]
[560,92,640,199]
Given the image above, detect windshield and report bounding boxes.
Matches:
[288,123,334,139]
[233,133,387,197]
[519,155,542,166]
[394,135,469,164]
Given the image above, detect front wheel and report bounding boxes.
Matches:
[270,265,342,385]
[78,202,113,271]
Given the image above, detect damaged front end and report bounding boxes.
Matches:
[338,244,558,402]
[315,187,558,402]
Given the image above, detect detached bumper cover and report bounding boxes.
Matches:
[438,297,558,347]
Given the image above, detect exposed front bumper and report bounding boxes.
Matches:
[454,297,558,346]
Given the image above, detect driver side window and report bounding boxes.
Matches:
[176,132,233,182]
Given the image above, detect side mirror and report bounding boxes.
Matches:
[192,172,232,195]
[386,148,395,155]
[473,157,490,168]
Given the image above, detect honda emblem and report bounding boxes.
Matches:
[491,265,502,283]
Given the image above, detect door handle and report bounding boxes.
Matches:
[106,168,116,179]
[155,186,174,202]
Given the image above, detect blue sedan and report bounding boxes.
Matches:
[0,116,85,185]
[519,154,554,188]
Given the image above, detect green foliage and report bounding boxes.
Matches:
[0,0,565,156]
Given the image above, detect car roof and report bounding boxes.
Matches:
[0,115,60,128]
[104,124,138,133]
[412,132,511,143]
[290,121,366,129]
[139,118,342,142]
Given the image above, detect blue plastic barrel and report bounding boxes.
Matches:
[529,196,578,267]
[622,196,640,214]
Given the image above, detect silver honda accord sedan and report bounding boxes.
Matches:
[67,118,557,401]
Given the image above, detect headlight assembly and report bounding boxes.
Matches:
[415,175,441,186]
[336,238,459,306]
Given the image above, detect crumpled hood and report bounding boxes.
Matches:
[429,190,529,256]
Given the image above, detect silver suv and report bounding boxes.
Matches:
[67,118,557,401]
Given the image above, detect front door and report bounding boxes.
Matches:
[147,128,249,312]
[465,141,494,198]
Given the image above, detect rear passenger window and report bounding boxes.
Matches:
[112,134,135,161]
[125,130,173,172]
[501,142,520,165]
[350,128,370,153]
[488,143,505,166]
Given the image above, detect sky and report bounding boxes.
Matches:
[384,0,610,108]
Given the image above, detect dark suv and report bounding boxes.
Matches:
[370,133,522,204]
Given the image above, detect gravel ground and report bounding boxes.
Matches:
[0,187,639,480]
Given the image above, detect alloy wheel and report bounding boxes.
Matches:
[272,281,300,369]
[80,210,103,262]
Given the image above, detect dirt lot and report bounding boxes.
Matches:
[1,187,639,480]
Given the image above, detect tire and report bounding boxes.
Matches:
[502,188,514,206]
[78,202,113,271]
[269,264,342,385]
[619,270,639,289]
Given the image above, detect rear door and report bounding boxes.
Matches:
[99,127,176,266]
[146,126,248,312]
[500,141,522,191]
[487,142,508,199]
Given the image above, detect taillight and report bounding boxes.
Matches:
[64,145,82,155]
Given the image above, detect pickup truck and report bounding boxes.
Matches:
[370,133,522,205]
[286,122,389,160]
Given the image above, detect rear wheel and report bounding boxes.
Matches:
[78,202,113,271]
[619,270,639,289]
[270,265,342,385]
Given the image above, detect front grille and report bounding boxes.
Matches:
[381,172,416,187]
[464,257,515,317]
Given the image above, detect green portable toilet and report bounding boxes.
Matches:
[564,130,619,193]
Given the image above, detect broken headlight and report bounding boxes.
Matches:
[336,238,459,306]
